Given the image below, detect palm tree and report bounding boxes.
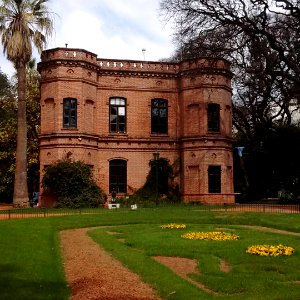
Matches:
[0,0,53,207]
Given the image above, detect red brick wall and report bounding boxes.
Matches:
[38,48,234,206]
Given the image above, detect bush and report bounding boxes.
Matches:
[42,160,106,208]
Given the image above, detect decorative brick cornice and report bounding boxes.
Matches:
[38,47,233,80]
[39,132,179,147]
[179,135,233,144]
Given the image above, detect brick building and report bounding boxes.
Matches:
[37,47,235,206]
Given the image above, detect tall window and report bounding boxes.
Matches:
[208,103,220,132]
[151,99,168,134]
[109,159,127,193]
[110,97,126,133]
[208,165,221,193]
[63,98,77,128]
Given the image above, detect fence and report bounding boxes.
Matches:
[0,204,300,220]
[0,208,105,220]
[213,204,300,214]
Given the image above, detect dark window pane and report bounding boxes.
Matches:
[110,123,117,132]
[151,99,168,134]
[109,160,127,193]
[118,115,125,123]
[119,124,125,133]
[160,109,167,117]
[70,117,76,126]
[160,122,167,134]
[153,99,159,107]
[159,100,167,107]
[152,108,159,116]
[110,106,117,115]
[63,98,77,128]
[208,165,221,193]
[110,115,117,123]
[208,103,220,132]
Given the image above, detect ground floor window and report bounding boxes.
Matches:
[208,165,221,193]
[109,159,127,193]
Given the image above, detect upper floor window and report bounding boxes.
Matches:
[208,165,221,193]
[208,103,220,132]
[110,97,126,133]
[151,99,168,134]
[63,98,77,128]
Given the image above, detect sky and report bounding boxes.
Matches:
[0,0,175,77]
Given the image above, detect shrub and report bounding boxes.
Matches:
[133,157,181,204]
[42,160,106,208]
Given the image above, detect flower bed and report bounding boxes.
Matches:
[160,223,186,229]
[246,244,295,256]
[181,231,239,241]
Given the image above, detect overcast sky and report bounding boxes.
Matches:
[0,0,175,77]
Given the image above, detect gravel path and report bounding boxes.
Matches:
[60,228,162,300]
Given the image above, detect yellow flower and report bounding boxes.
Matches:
[160,223,186,229]
[181,231,239,241]
[246,244,295,256]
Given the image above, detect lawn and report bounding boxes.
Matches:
[1,206,300,299]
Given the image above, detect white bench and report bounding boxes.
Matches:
[108,203,120,209]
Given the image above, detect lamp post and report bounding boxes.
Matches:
[142,48,146,61]
[153,151,160,205]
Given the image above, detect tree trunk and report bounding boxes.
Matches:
[13,63,29,208]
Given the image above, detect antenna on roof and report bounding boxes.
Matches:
[142,48,146,61]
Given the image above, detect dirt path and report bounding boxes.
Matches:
[60,228,162,300]
[153,256,219,296]
[237,225,300,236]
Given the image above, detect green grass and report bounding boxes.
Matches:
[1,206,300,299]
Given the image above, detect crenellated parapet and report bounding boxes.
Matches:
[40,48,98,63]
[38,47,232,81]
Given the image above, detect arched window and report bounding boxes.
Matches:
[151,99,168,134]
[207,103,220,132]
[109,97,126,133]
[109,159,127,193]
[63,98,77,128]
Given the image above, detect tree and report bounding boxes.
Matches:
[0,69,16,202]
[0,0,53,207]
[160,0,300,137]
[0,64,41,202]
[160,0,300,200]
[25,59,41,197]
[234,125,300,202]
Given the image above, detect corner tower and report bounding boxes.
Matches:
[178,58,234,203]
